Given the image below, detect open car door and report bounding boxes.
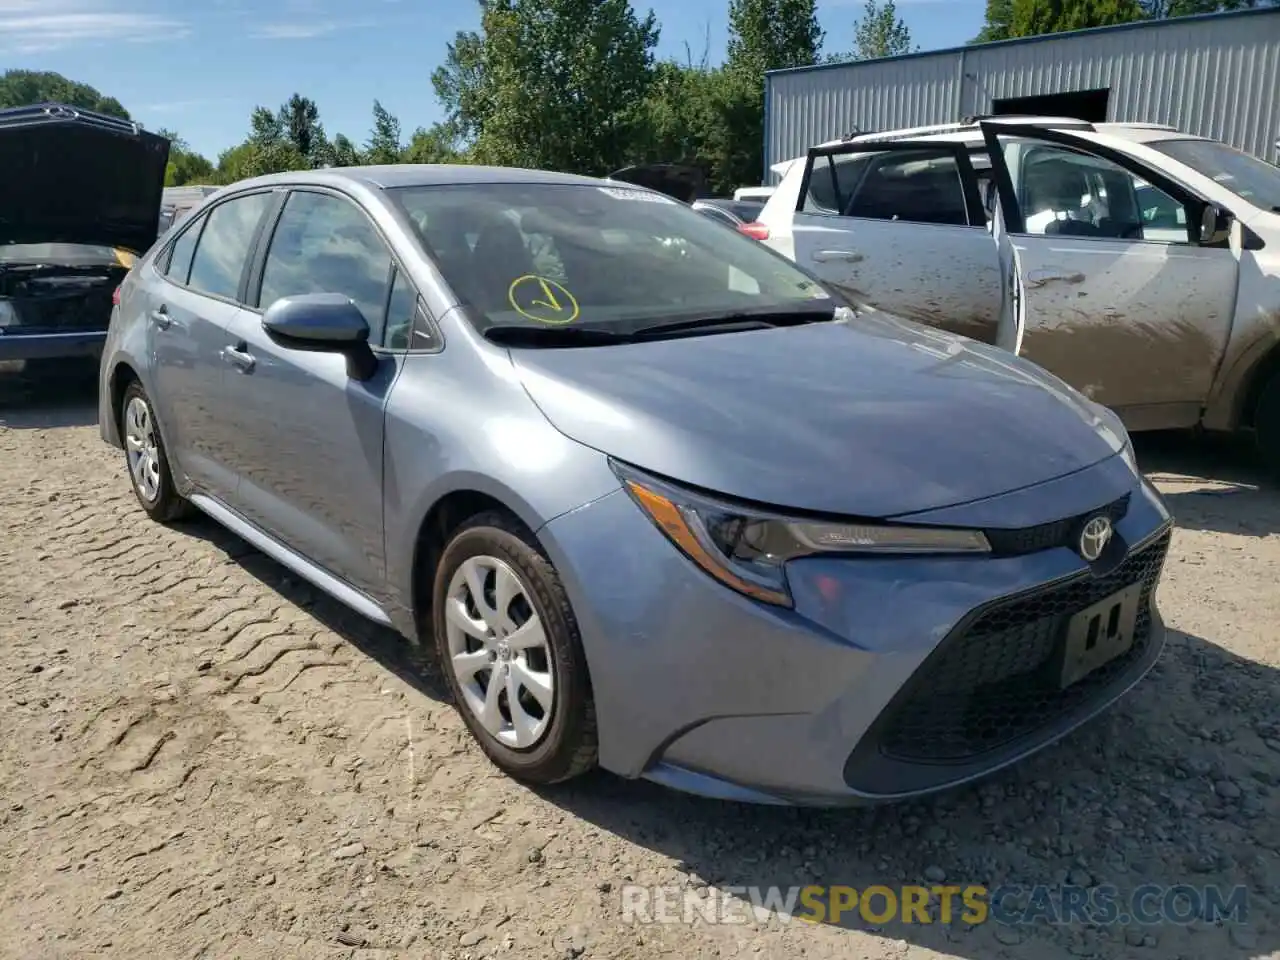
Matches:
[787,138,1003,343]
[978,120,1239,427]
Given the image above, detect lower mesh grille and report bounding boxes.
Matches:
[877,530,1170,763]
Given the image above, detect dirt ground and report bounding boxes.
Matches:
[2,366,1279,960]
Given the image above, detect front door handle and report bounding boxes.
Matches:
[1025,268,1086,288]
[811,249,865,263]
[148,308,172,330]
[221,343,255,373]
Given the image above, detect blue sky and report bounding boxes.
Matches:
[0,0,986,161]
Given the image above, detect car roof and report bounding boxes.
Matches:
[227,164,615,192]
[809,117,1210,152]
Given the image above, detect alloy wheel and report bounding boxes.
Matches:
[444,555,555,749]
[124,395,161,503]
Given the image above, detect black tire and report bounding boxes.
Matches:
[1256,371,1280,480]
[432,511,597,785]
[119,380,194,523]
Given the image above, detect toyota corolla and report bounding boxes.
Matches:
[99,165,1173,805]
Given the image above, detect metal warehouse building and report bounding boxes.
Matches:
[763,7,1280,176]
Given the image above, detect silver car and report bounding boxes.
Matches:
[99,165,1173,805]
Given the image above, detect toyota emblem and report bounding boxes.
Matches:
[1078,515,1113,562]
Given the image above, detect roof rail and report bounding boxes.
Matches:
[1105,121,1177,131]
[964,114,1096,131]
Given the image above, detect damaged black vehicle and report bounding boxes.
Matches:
[0,103,169,371]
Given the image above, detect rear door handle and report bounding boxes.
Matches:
[149,308,172,330]
[221,343,255,373]
[1025,268,1086,288]
[811,249,865,263]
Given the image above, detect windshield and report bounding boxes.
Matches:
[1149,138,1280,211]
[388,182,833,334]
[0,242,127,267]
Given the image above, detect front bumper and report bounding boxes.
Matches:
[0,329,106,362]
[538,454,1172,806]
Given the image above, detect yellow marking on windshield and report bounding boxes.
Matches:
[508,275,580,325]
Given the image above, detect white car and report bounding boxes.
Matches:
[754,116,1280,470]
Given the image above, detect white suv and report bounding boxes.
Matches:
[754,117,1280,470]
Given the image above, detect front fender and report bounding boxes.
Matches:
[380,350,622,630]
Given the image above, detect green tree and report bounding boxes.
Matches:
[366,100,403,164]
[329,133,363,167]
[156,129,215,186]
[848,0,914,59]
[1010,0,1145,34]
[403,123,463,163]
[0,69,129,118]
[721,0,823,187]
[726,0,824,78]
[972,0,1014,41]
[213,142,258,184]
[470,0,660,176]
[278,93,323,163]
[431,28,489,145]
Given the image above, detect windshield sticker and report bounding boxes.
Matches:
[597,186,676,204]
[508,275,581,325]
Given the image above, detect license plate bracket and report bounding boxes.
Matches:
[1057,582,1143,689]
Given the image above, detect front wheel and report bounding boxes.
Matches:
[120,380,193,522]
[1256,371,1280,480]
[432,511,597,785]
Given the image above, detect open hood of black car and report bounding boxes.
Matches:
[0,103,170,254]
[606,163,707,203]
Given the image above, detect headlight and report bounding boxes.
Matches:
[611,461,990,608]
[1090,401,1139,476]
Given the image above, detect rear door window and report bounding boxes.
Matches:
[844,151,971,226]
[187,193,273,301]
[163,217,204,285]
[802,148,973,227]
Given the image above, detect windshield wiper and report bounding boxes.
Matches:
[481,324,637,348]
[632,307,835,340]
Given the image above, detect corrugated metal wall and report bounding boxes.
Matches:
[764,8,1280,176]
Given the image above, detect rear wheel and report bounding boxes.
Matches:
[120,380,193,522]
[432,511,597,785]
[1256,371,1280,480]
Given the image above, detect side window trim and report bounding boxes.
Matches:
[979,122,1210,246]
[375,264,444,354]
[239,188,290,310]
[159,188,277,306]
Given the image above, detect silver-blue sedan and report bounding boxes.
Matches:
[99,164,1173,805]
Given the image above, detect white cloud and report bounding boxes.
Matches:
[0,1,185,53]
[249,18,376,39]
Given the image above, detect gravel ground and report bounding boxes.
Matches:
[2,367,1279,960]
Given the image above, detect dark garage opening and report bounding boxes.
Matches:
[991,88,1111,123]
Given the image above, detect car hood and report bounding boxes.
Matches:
[0,103,170,254]
[509,311,1127,518]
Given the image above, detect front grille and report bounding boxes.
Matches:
[876,529,1170,763]
[983,494,1130,556]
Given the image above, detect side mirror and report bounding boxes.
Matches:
[1197,204,1232,246]
[262,293,378,381]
